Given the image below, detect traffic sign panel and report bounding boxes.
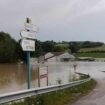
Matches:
[21,39,35,51]
[24,23,37,32]
[20,30,36,39]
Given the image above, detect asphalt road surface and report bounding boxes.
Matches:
[71,62,105,105]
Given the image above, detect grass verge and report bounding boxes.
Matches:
[5,79,96,105]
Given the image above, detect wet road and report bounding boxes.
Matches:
[71,62,105,105]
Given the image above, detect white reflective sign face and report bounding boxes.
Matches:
[21,39,35,51]
[20,30,36,39]
[24,23,38,32]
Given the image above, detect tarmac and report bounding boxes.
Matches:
[71,69,105,105]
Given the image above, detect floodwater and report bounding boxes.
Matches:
[75,62,105,79]
[0,62,105,94]
[0,64,38,94]
[0,62,75,94]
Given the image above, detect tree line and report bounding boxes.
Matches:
[0,32,104,63]
[34,40,104,55]
[0,32,23,63]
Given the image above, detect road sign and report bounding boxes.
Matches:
[20,18,37,89]
[38,66,48,87]
[21,39,35,51]
[24,23,37,32]
[20,30,36,39]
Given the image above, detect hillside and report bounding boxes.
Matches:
[79,45,105,52]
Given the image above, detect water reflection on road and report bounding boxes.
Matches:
[0,62,105,94]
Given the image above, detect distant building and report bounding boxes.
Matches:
[44,52,75,62]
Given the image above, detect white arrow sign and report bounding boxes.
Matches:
[24,23,38,32]
[20,30,36,39]
[21,39,35,51]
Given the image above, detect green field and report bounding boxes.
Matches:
[79,45,105,52]
[76,52,105,58]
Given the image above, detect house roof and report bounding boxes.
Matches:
[59,53,75,59]
[44,52,75,60]
[44,52,64,60]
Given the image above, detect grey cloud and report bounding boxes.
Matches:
[0,0,105,42]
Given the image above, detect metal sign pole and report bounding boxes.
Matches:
[26,18,31,89]
[38,67,40,87]
[26,51,31,89]
[47,66,48,86]
[20,18,37,89]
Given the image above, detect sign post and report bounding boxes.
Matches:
[26,51,31,89]
[20,18,37,89]
[21,39,35,51]
[38,66,48,87]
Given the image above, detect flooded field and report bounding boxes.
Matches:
[0,62,105,94]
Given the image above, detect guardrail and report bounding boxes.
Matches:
[0,78,91,104]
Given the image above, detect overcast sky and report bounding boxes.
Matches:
[0,0,105,42]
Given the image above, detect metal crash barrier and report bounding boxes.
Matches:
[0,78,91,104]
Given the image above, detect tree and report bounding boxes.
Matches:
[41,40,56,52]
[81,41,104,48]
[53,44,69,52]
[69,43,79,53]
[0,32,23,63]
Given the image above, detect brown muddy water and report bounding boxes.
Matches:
[1,62,105,94]
[0,63,75,94]
[0,64,38,94]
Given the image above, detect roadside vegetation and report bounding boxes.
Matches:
[5,79,96,105]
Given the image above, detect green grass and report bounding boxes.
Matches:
[76,52,105,58]
[5,79,96,105]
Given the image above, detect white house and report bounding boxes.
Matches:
[44,52,75,62]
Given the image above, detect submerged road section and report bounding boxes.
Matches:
[71,62,105,105]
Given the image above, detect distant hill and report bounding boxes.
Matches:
[79,45,105,52]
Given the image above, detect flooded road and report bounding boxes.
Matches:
[76,62,105,79]
[0,62,105,95]
[71,62,105,105]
